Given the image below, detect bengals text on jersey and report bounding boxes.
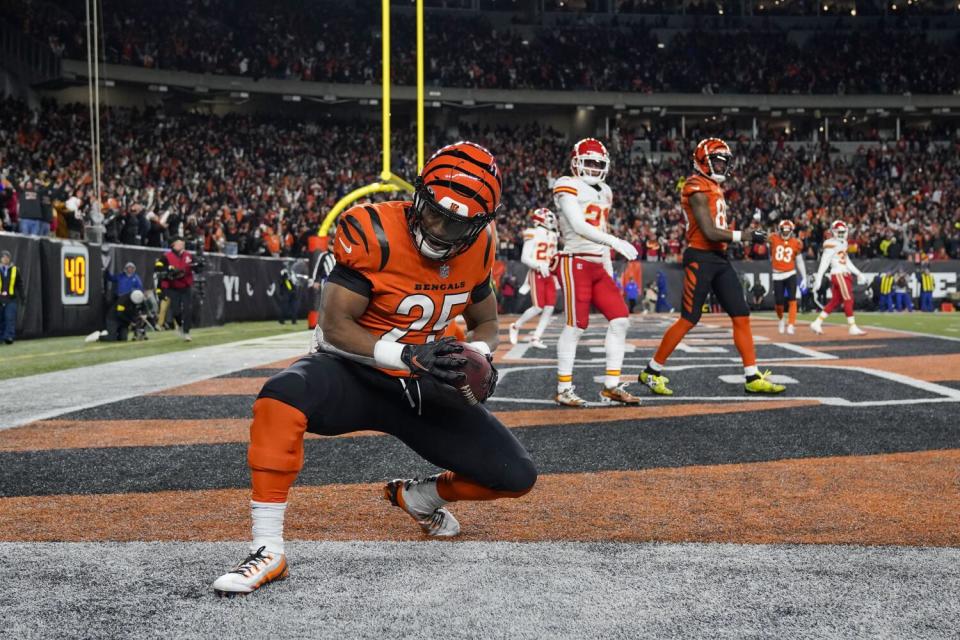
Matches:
[325,200,496,376]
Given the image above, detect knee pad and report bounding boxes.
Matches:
[248,398,308,473]
[608,316,629,337]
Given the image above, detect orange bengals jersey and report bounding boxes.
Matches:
[770,234,803,273]
[681,174,728,253]
[330,200,495,376]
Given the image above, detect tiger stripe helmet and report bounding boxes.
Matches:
[410,141,502,261]
[531,208,557,233]
[570,138,609,186]
[693,138,733,184]
[778,219,795,239]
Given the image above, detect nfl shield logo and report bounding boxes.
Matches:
[439,264,450,279]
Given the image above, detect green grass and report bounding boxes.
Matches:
[760,311,960,338]
[0,321,307,380]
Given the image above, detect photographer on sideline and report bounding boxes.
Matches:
[162,237,197,341]
[0,250,25,344]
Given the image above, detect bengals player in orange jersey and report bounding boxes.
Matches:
[213,142,536,596]
[769,220,807,335]
[639,138,786,396]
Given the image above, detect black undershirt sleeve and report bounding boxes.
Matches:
[470,273,493,303]
[326,264,373,298]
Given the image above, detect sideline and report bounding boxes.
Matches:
[0,332,310,430]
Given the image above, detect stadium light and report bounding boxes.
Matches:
[283,95,302,102]
[850,8,856,15]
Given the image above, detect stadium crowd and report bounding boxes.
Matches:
[1,98,958,263]
[4,0,960,95]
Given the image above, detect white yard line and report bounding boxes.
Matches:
[0,331,311,430]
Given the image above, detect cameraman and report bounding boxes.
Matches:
[161,237,197,341]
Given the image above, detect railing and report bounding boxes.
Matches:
[0,20,62,85]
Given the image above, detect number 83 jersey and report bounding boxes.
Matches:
[328,201,496,376]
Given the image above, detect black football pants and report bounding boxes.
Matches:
[680,248,750,324]
[258,353,537,493]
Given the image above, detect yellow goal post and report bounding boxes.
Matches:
[315,0,425,250]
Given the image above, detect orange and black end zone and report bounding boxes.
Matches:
[1,318,958,548]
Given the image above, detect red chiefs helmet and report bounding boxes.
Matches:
[830,220,848,242]
[693,138,733,184]
[570,138,609,185]
[531,207,557,233]
[410,141,502,260]
[778,219,795,239]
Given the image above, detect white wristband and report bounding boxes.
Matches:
[732,230,743,243]
[468,341,491,356]
[373,340,409,371]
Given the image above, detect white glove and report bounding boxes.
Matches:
[856,274,867,286]
[609,237,638,261]
[537,263,551,278]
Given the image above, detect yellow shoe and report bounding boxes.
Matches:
[639,371,673,396]
[744,370,786,394]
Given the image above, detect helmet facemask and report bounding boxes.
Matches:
[704,152,732,184]
[409,179,495,261]
[572,156,609,186]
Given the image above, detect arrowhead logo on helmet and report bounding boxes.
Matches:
[531,207,558,233]
[693,138,733,184]
[830,220,848,241]
[409,141,502,261]
[570,138,609,185]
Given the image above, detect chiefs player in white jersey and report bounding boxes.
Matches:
[552,138,640,407]
[810,220,867,336]
[509,208,559,349]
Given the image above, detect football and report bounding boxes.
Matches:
[455,342,496,405]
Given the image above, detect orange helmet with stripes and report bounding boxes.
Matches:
[693,138,733,184]
[410,141,502,260]
[570,138,609,185]
[778,219,795,239]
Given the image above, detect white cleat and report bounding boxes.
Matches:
[786,324,795,335]
[555,387,589,407]
[849,325,867,336]
[508,323,519,345]
[384,476,461,538]
[810,319,824,335]
[528,338,548,349]
[778,318,786,334]
[213,546,288,597]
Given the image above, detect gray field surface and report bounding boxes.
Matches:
[2,541,957,640]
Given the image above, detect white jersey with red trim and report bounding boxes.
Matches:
[520,226,559,270]
[820,239,853,275]
[552,175,613,261]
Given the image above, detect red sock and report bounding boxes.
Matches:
[731,316,757,368]
[652,318,695,366]
[436,471,532,501]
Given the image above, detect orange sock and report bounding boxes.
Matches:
[731,316,756,368]
[775,304,784,320]
[652,318,695,366]
[788,300,798,326]
[436,471,532,501]
[248,397,308,503]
